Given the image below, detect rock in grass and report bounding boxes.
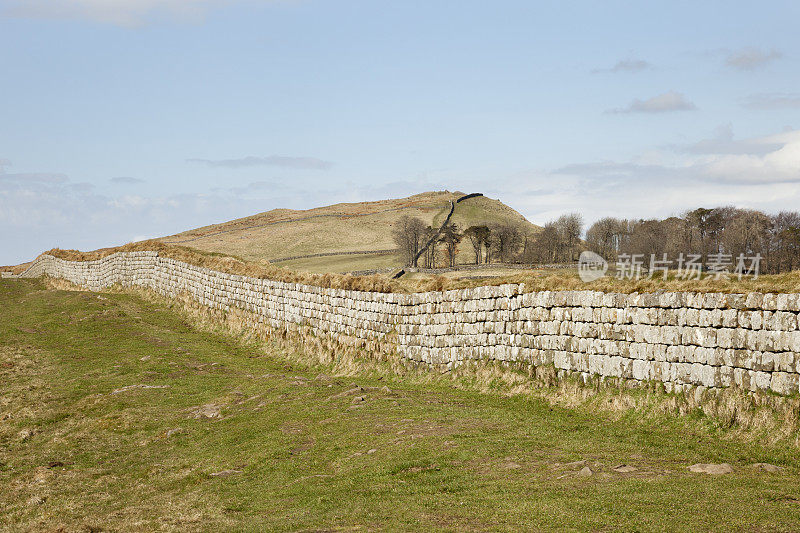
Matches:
[188,403,223,419]
[689,463,734,475]
[577,466,593,477]
[613,465,638,473]
[752,463,785,473]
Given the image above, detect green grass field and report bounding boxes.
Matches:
[3,278,800,531]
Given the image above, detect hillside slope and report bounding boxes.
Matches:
[159,191,541,273]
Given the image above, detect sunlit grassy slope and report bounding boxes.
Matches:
[3,278,800,531]
[157,191,541,272]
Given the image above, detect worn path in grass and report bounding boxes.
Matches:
[2,279,800,531]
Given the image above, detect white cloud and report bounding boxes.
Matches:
[673,124,782,156]
[725,47,782,71]
[557,129,800,185]
[519,127,800,228]
[0,0,249,26]
[699,130,800,184]
[608,91,696,114]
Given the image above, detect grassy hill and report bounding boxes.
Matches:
[158,191,541,273]
[4,278,800,531]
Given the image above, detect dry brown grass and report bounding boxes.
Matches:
[444,360,800,446]
[278,251,402,274]
[158,191,463,263]
[152,191,543,270]
[35,241,467,293]
[0,261,32,275]
[445,268,800,294]
[40,241,406,292]
[27,243,800,294]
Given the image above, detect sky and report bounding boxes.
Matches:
[2,0,800,265]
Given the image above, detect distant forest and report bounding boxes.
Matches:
[393,207,800,274]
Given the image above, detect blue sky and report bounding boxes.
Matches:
[2,0,800,264]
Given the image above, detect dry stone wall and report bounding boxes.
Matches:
[9,251,800,396]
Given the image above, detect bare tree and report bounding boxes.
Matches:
[421,226,439,268]
[782,226,800,272]
[392,216,426,267]
[530,222,560,263]
[721,209,770,256]
[490,224,523,263]
[555,213,583,262]
[626,219,668,258]
[770,211,800,273]
[585,217,625,260]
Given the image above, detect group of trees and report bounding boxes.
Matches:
[523,214,583,264]
[393,206,800,274]
[585,207,800,274]
[392,212,585,268]
[392,216,463,268]
[463,223,524,264]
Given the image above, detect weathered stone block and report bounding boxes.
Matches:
[770,372,799,395]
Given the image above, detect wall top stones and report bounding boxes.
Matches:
[9,252,800,312]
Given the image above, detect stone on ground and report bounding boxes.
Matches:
[689,463,734,475]
[752,463,785,473]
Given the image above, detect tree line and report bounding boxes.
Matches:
[392,213,585,268]
[394,206,800,274]
[585,207,800,274]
